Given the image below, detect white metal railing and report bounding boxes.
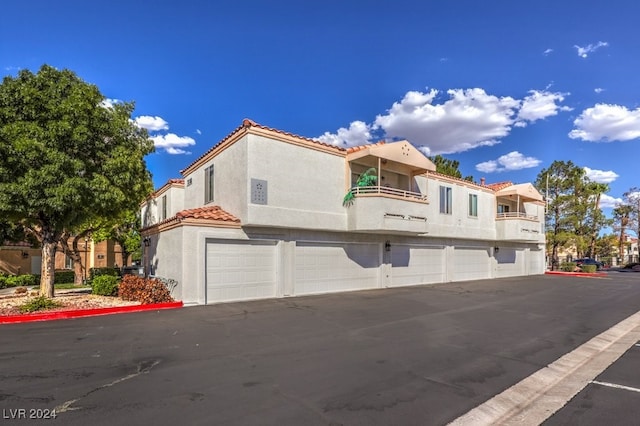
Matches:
[351,186,428,201]
[496,212,538,221]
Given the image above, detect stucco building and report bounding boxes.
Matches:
[141,119,546,305]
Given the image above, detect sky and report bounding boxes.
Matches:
[2,0,640,215]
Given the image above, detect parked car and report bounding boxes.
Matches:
[574,258,604,270]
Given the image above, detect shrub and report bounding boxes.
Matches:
[92,275,120,296]
[18,296,61,313]
[118,275,174,304]
[0,275,7,289]
[90,267,121,279]
[54,270,75,284]
[2,274,38,288]
[581,265,597,273]
[560,262,577,272]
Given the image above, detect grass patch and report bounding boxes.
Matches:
[54,283,88,289]
[18,296,61,313]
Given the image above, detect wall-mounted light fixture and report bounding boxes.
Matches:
[21,251,28,259]
[385,240,391,252]
[494,246,500,253]
[143,237,151,247]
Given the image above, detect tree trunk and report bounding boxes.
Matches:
[40,233,57,298]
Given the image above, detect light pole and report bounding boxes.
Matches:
[143,236,151,278]
[84,235,89,284]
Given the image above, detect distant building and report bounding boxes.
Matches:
[0,238,129,275]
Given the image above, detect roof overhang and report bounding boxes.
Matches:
[495,183,543,202]
[347,140,436,174]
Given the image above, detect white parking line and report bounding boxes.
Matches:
[449,310,640,426]
[591,380,640,393]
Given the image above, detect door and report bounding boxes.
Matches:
[452,246,490,281]
[205,239,277,304]
[389,245,445,287]
[294,242,380,295]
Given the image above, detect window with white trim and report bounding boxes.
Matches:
[439,186,452,214]
[161,195,167,221]
[204,165,214,204]
[468,193,478,217]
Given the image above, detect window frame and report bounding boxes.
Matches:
[204,164,214,204]
[161,194,167,221]
[468,193,478,217]
[439,185,453,215]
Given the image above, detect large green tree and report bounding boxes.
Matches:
[0,65,154,297]
[429,155,474,182]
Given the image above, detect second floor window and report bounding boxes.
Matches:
[161,195,167,221]
[439,186,452,214]
[498,204,510,215]
[468,193,478,217]
[205,165,214,203]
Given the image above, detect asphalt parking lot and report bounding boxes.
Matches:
[1,272,640,425]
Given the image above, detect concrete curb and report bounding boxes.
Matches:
[545,271,608,278]
[0,301,183,324]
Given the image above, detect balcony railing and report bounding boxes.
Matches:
[351,186,428,202]
[496,212,538,221]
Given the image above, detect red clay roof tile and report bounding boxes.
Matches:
[175,205,240,223]
[485,181,514,191]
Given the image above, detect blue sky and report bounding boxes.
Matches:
[2,0,639,211]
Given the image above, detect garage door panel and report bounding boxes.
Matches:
[527,249,544,275]
[390,245,445,287]
[495,248,525,278]
[295,242,379,296]
[453,247,490,281]
[206,240,277,304]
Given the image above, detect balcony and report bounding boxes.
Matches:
[349,185,428,202]
[347,187,429,234]
[495,213,544,242]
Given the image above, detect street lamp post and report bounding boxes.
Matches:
[84,235,90,284]
[143,236,151,278]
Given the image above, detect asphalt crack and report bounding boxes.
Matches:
[54,359,161,414]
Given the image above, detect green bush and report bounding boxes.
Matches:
[91,275,120,296]
[1,274,39,288]
[90,267,121,280]
[54,270,75,284]
[18,296,61,313]
[560,262,577,272]
[581,265,597,273]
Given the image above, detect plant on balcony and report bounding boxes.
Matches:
[343,168,377,207]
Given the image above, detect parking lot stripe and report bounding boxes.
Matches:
[590,380,640,393]
[449,310,640,426]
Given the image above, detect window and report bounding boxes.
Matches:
[439,186,452,214]
[204,165,214,203]
[468,193,478,217]
[498,204,510,214]
[161,195,167,221]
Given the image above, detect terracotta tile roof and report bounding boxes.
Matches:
[181,118,346,175]
[346,141,386,153]
[167,178,184,185]
[485,181,514,191]
[175,205,240,223]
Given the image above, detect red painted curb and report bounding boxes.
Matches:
[545,271,608,278]
[0,301,183,324]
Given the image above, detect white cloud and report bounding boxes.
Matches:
[594,87,604,94]
[196,129,202,135]
[151,133,196,155]
[373,88,520,155]
[574,41,609,58]
[600,194,623,209]
[515,90,572,127]
[543,48,553,55]
[134,115,169,131]
[317,87,571,155]
[475,151,541,173]
[569,104,640,142]
[316,120,372,147]
[583,167,619,184]
[99,98,121,109]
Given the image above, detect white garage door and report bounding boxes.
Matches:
[527,249,545,275]
[295,242,380,295]
[495,248,525,278]
[206,239,277,304]
[453,246,490,281]
[389,245,445,287]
